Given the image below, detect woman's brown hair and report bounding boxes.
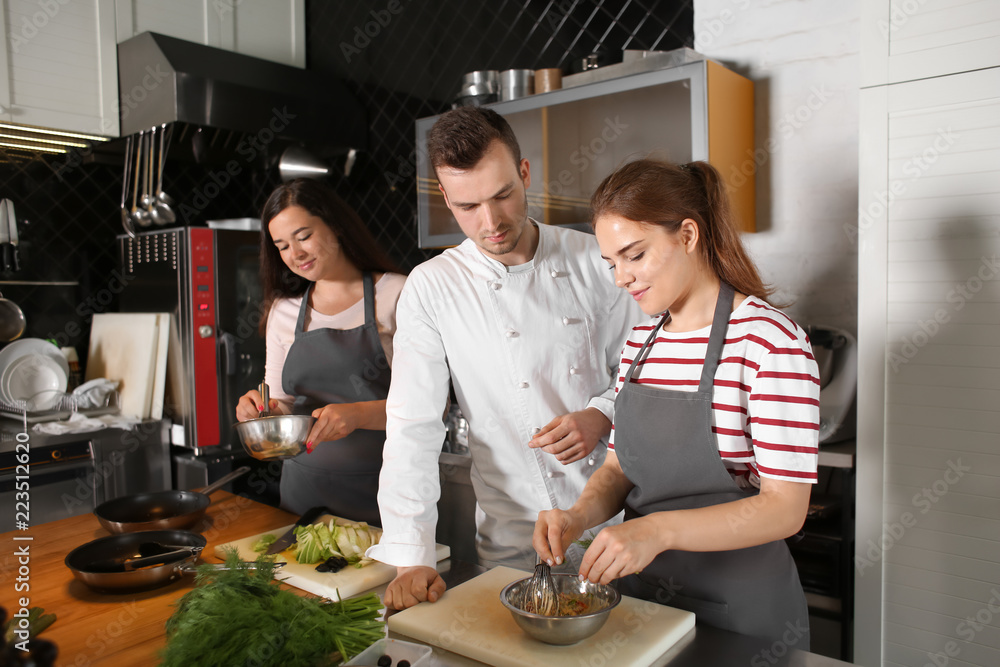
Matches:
[590,158,773,302]
[257,178,401,335]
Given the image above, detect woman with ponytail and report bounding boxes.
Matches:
[533,159,819,646]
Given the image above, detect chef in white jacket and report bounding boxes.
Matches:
[368,107,642,610]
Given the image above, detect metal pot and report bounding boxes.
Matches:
[93,466,250,534]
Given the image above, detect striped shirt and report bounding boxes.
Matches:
[609,296,820,487]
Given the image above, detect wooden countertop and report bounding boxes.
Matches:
[0,491,296,666]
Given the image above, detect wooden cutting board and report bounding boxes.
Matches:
[389,566,695,667]
[214,515,451,600]
[86,312,165,419]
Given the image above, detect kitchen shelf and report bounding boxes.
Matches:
[414,54,754,248]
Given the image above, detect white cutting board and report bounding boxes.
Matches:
[215,515,451,600]
[86,313,163,418]
[389,566,695,667]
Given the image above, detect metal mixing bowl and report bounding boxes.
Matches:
[500,573,621,645]
[233,414,315,460]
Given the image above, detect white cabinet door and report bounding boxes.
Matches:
[0,0,119,136]
[115,0,305,68]
[857,65,1000,667]
[862,0,1000,86]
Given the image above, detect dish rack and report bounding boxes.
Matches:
[0,390,121,423]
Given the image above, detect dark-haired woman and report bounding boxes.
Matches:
[235,179,404,524]
[533,159,819,646]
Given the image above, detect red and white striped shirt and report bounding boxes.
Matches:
[609,296,820,487]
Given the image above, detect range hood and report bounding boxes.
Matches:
[117,32,366,151]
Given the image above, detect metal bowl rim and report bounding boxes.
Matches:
[500,574,621,620]
[232,414,316,429]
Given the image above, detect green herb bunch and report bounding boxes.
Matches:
[160,548,384,666]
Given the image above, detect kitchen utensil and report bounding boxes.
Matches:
[234,413,315,460]
[389,566,695,667]
[65,529,207,592]
[265,505,329,555]
[131,130,152,228]
[501,572,619,645]
[4,198,19,272]
[0,290,26,342]
[152,124,176,225]
[214,517,451,600]
[500,69,534,101]
[2,353,67,409]
[520,559,558,616]
[534,68,562,93]
[459,70,499,97]
[93,466,251,534]
[88,544,203,573]
[278,145,331,181]
[0,198,9,272]
[141,127,156,213]
[120,134,136,238]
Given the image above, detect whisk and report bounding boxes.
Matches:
[521,560,558,616]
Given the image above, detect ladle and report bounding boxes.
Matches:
[0,290,25,342]
[131,130,152,228]
[152,123,176,225]
[141,129,156,218]
[120,134,135,237]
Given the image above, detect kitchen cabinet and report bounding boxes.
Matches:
[415,56,755,248]
[861,0,1000,88]
[114,0,305,69]
[0,0,119,136]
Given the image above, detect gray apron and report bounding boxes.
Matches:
[614,282,809,647]
[279,272,389,526]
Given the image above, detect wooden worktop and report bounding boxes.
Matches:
[0,491,296,666]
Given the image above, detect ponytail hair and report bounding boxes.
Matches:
[590,158,774,302]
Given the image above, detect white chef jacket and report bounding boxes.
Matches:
[368,222,643,570]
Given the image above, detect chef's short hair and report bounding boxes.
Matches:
[427,107,521,174]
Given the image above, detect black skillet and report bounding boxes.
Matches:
[64,529,207,592]
[93,466,251,534]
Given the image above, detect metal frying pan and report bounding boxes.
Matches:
[64,529,207,592]
[93,466,251,534]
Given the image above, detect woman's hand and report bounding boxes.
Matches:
[306,403,362,451]
[532,508,585,567]
[235,390,280,421]
[578,515,665,585]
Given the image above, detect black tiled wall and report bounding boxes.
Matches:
[0,0,691,366]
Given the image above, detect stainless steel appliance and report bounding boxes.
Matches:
[117,227,264,454]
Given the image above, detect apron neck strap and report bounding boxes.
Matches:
[362,272,375,325]
[622,314,668,385]
[294,283,313,335]
[698,281,735,393]
[294,272,377,334]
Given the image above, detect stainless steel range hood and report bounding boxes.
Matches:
[117,32,366,150]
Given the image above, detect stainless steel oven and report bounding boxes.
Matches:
[117,227,264,454]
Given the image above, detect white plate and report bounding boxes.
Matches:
[3,354,67,409]
[0,338,69,406]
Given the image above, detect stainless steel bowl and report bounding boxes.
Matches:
[500,573,621,645]
[233,414,315,460]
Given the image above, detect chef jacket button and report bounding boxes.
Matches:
[506,330,518,338]
[569,367,579,375]
[546,471,555,478]
[550,270,560,278]
[562,316,570,325]
[531,427,541,435]
[519,381,530,389]
[491,281,502,290]
[587,456,596,466]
